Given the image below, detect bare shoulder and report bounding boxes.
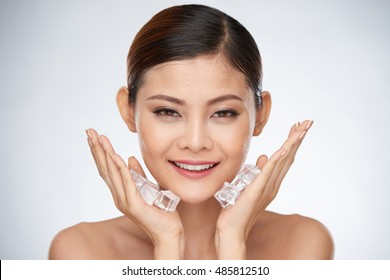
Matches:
[248,211,334,260]
[282,212,334,259]
[48,216,153,260]
[48,221,94,259]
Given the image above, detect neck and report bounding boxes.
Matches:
[177,198,221,259]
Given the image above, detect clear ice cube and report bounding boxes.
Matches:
[130,170,160,205]
[154,190,180,212]
[214,164,260,208]
[214,182,240,207]
[130,170,180,211]
[239,164,260,185]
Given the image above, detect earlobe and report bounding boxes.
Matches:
[253,91,272,136]
[116,86,137,132]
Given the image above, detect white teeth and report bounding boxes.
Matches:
[174,162,215,171]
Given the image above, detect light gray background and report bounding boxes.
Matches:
[1,0,389,259]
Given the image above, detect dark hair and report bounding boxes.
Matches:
[127,4,262,107]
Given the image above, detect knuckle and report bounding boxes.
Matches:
[115,200,123,211]
[102,176,113,189]
[122,196,135,214]
[98,169,107,179]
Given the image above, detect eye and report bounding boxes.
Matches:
[153,108,181,118]
[211,109,239,118]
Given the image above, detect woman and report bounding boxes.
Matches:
[49,4,334,260]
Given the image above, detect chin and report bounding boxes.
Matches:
[172,189,217,205]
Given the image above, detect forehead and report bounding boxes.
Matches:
[140,55,250,95]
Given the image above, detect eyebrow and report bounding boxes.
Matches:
[146,94,184,105]
[146,94,243,105]
[207,94,243,105]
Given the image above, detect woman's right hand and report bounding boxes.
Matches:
[86,129,184,259]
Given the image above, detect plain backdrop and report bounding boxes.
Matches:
[1,0,389,259]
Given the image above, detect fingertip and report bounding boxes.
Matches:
[299,119,313,130]
[86,128,97,135]
[99,134,108,143]
[128,156,146,177]
[127,156,136,166]
[304,120,314,130]
[256,155,268,170]
[289,120,313,142]
[99,135,116,151]
[90,129,103,143]
[289,122,300,137]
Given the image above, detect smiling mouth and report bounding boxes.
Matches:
[169,161,219,172]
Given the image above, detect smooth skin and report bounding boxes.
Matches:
[49,55,334,260]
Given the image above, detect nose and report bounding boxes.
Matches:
[177,118,214,152]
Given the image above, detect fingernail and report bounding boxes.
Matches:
[98,135,103,145]
[87,137,92,147]
[306,120,313,130]
[298,131,306,140]
[85,129,91,138]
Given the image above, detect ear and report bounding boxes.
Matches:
[116,86,137,132]
[253,91,272,136]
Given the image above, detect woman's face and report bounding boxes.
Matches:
[133,55,259,204]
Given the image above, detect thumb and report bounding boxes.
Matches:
[128,156,147,178]
[256,155,268,171]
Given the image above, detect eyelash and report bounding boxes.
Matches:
[153,108,239,118]
[211,109,239,118]
[153,108,181,117]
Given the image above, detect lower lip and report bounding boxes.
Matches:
[170,162,218,179]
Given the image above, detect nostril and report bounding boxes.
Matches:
[176,132,214,152]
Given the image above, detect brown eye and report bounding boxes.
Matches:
[211,109,239,118]
[153,108,181,117]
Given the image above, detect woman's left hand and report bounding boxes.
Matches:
[215,120,313,259]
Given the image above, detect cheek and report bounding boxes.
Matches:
[212,118,253,164]
[137,114,175,159]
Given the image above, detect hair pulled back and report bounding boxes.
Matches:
[127,4,262,106]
